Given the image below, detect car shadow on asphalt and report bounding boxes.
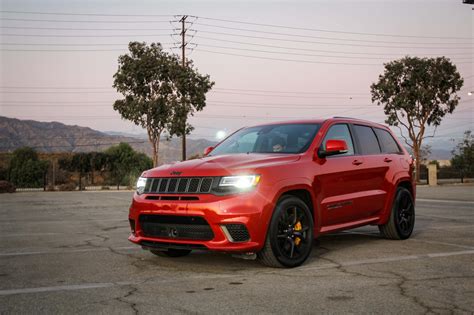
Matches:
[132,228,396,272]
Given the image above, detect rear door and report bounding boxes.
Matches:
[351,124,389,218]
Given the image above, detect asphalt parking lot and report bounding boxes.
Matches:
[0,186,473,314]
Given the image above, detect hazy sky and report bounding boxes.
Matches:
[0,0,472,144]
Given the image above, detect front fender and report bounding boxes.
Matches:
[258,177,318,238]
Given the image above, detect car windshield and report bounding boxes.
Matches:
[209,123,321,156]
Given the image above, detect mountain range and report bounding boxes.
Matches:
[0,116,216,164]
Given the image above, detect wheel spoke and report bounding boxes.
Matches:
[293,207,298,225]
[289,238,295,258]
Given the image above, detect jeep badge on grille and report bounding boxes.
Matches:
[170,171,182,176]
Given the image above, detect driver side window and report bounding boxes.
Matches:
[322,124,355,156]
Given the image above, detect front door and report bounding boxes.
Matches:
[314,123,365,227]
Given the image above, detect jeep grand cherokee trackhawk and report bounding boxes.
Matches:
[128,118,415,268]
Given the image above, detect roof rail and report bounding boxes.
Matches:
[332,116,356,119]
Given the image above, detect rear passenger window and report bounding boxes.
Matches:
[353,125,381,155]
[322,124,354,156]
[374,128,401,154]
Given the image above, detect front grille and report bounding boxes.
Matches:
[223,224,250,242]
[139,215,214,241]
[144,177,217,194]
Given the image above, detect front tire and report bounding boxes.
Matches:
[258,196,314,268]
[150,249,192,257]
[379,187,415,240]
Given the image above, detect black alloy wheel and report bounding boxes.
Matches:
[379,187,415,240]
[258,196,314,268]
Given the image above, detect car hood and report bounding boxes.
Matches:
[143,153,301,177]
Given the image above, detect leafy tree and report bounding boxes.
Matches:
[59,153,92,190]
[371,56,463,182]
[9,147,48,188]
[89,152,108,185]
[451,130,473,183]
[113,42,214,166]
[105,143,152,189]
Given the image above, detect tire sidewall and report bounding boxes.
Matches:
[268,196,314,267]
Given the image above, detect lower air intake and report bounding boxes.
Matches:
[139,215,214,241]
[222,224,250,242]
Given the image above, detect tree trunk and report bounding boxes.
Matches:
[413,144,421,183]
[79,171,82,191]
[147,129,161,167]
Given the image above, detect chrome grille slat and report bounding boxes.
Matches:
[145,177,217,194]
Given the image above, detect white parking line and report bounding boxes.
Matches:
[0,281,134,296]
[299,249,474,271]
[417,198,474,204]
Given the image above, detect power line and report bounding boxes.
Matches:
[211,91,367,99]
[192,15,473,40]
[195,49,382,66]
[1,103,375,110]
[0,33,172,38]
[196,43,474,61]
[196,30,474,50]
[3,36,472,56]
[1,11,470,40]
[213,88,368,95]
[0,48,128,52]
[196,36,474,56]
[0,26,174,31]
[196,48,473,65]
[0,10,175,17]
[0,91,117,94]
[0,43,172,47]
[194,22,473,45]
[0,17,174,23]
[0,89,367,97]
[0,85,369,95]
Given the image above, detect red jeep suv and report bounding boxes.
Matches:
[128,118,415,268]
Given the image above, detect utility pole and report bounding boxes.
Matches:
[180,15,188,161]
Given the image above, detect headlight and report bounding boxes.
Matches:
[219,175,260,189]
[136,177,147,195]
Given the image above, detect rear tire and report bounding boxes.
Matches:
[150,249,192,257]
[379,187,415,240]
[258,196,314,268]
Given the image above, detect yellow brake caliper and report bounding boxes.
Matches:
[294,221,302,246]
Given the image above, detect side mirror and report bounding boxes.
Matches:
[203,146,214,156]
[318,139,348,158]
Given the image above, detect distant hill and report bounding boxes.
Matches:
[0,116,216,164]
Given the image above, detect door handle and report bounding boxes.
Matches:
[384,157,393,163]
[352,159,363,166]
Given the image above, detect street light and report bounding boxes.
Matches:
[468,91,473,96]
[216,130,226,140]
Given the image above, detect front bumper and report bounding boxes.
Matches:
[128,189,274,253]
